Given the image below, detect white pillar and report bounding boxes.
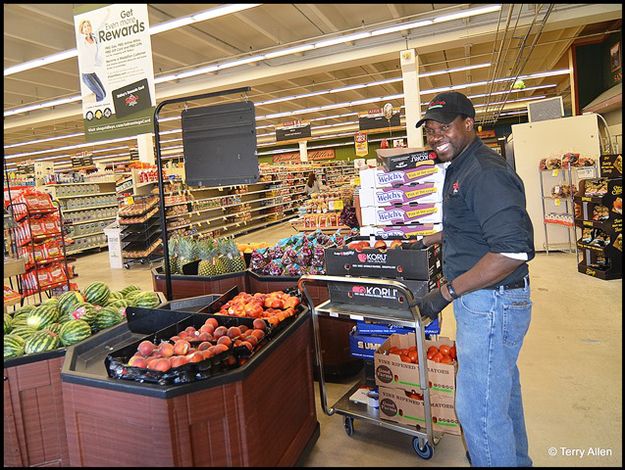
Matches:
[299,140,308,162]
[400,49,423,148]
[137,133,155,165]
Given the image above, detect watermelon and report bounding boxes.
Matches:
[120,285,141,297]
[24,330,60,355]
[26,303,59,330]
[13,305,35,317]
[10,316,29,329]
[10,326,38,341]
[133,292,161,309]
[107,291,124,302]
[13,310,31,321]
[4,334,26,358]
[46,323,64,335]
[58,291,85,316]
[94,307,124,330]
[59,320,92,346]
[84,282,111,306]
[4,314,13,334]
[68,303,98,329]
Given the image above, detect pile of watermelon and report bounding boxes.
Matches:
[4,282,162,359]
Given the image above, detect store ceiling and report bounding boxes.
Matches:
[3,3,622,167]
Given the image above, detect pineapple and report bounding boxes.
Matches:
[227,239,247,272]
[198,239,218,277]
[168,236,180,274]
[177,237,199,273]
[213,239,230,275]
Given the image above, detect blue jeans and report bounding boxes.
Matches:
[82,73,106,102]
[453,280,532,467]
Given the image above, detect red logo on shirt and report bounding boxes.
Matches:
[452,181,460,194]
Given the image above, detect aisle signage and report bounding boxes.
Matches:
[359,108,401,131]
[17,162,35,174]
[276,121,312,142]
[73,4,156,142]
[354,132,369,157]
[129,148,139,161]
[272,149,335,163]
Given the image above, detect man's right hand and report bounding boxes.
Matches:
[406,238,426,250]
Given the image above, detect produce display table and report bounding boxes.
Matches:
[60,310,319,467]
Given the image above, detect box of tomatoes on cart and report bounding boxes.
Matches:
[373,333,457,400]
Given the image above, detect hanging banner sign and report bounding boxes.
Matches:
[129,148,140,161]
[358,108,401,131]
[354,132,369,157]
[275,120,312,142]
[272,149,335,163]
[73,4,156,142]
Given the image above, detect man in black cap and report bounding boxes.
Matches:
[411,91,535,467]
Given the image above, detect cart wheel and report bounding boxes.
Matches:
[343,416,354,436]
[140,259,146,265]
[124,263,130,269]
[412,438,434,460]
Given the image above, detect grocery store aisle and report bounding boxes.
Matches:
[70,227,622,467]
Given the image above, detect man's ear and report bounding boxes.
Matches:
[465,116,475,131]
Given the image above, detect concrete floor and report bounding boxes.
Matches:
[70,223,622,467]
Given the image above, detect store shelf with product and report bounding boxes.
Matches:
[573,154,622,280]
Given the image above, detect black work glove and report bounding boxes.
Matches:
[418,288,450,320]
[405,238,426,250]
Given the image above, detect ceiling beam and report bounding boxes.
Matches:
[301,4,340,33]
[387,5,401,20]
[233,12,281,45]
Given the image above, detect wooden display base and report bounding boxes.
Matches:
[4,356,70,467]
[61,316,318,467]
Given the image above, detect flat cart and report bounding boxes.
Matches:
[298,274,443,460]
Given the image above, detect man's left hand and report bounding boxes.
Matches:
[418,288,451,320]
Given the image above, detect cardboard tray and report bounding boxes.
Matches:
[376,147,437,172]
[325,243,442,280]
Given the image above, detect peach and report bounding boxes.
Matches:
[170,356,188,368]
[173,339,190,356]
[128,355,147,368]
[186,351,204,363]
[158,342,175,358]
[170,335,181,342]
[199,324,214,335]
[245,335,259,347]
[213,326,228,338]
[204,317,219,329]
[227,326,242,339]
[201,349,215,360]
[146,357,161,369]
[239,341,254,352]
[252,318,267,331]
[212,343,229,355]
[197,341,211,351]
[217,336,232,347]
[239,325,249,334]
[197,332,213,342]
[185,326,197,334]
[148,358,171,372]
[178,331,189,339]
[138,340,156,357]
[251,329,265,341]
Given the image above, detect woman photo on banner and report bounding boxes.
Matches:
[77,10,110,103]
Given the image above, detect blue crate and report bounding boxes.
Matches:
[355,318,441,336]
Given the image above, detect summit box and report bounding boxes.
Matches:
[376,147,437,172]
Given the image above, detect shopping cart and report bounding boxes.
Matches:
[298,274,443,459]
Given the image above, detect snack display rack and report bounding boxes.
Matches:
[573,154,622,279]
[6,195,72,304]
[298,275,441,460]
[118,195,163,269]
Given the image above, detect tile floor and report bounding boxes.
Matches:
[68,222,622,467]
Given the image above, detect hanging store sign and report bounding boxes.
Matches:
[272,149,335,163]
[354,132,369,157]
[74,4,156,142]
[358,108,401,131]
[17,162,35,174]
[275,120,312,142]
[129,148,139,161]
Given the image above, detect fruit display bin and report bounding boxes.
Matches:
[60,304,319,467]
[247,270,362,380]
[151,265,248,300]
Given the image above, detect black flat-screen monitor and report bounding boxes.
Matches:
[181,101,259,187]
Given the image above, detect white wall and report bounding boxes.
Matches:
[511,114,601,252]
[601,108,622,153]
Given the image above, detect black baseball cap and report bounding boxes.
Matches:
[415,91,476,128]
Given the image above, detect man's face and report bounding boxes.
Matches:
[424,115,475,162]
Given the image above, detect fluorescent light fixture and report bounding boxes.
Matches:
[421,62,491,78]
[4,95,81,117]
[91,145,128,154]
[149,17,195,35]
[331,83,368,94]
[468,83,557,99]
[4,49,78,76]
[192,4,261,22]
[218,55,265,69]
[371,19,432,36]
[473,95,546,109]
[499,110,529,116]
[433,5,502,23]
[176,64,219,79]
[265,44,315,59]
[4,132,84,149]
[314,32,371,49]
[5,135,133,160]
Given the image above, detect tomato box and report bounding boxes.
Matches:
[324,243,442,280]
[378,386,461,435]
[374,334,456,399]
[361,203,443,225]
[359,165,446,189]
[359,183,443,207]
[375,147,437,172]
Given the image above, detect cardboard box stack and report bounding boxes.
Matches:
[374,333,461,436]
[358,147,446,234]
